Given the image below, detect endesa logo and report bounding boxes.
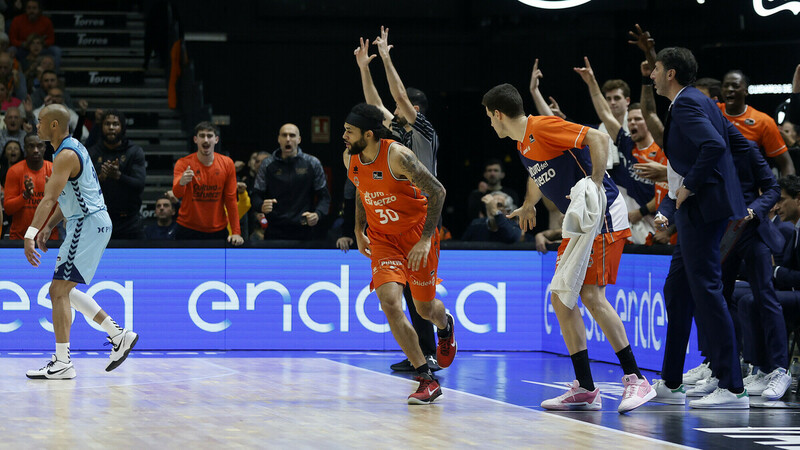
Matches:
[188,265,507,335]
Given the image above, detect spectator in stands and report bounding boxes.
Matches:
[720,69,795,176]
[0,106,24,150]
[335,179,356,252]
[0,51,26,99]
[89,110,146,240]
[0,138,22,185]
[467,159,520,219]
[172,121,244,245]
[144,195,177,240]
[782,120,797,149]
[462,191,522,244]
[694,77,721,101]
[31,87,86,137]
[9,0,59,67]
[20,33,43,73]
[0,33,10,53]
[0,82,19,111]
[30,69,69,108]
[2,132,56,239]
[252,123,330,240]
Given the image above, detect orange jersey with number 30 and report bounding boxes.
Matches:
[348,139,428,234]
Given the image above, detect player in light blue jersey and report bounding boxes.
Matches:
[23,104,138,380]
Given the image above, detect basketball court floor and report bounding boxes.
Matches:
[2,351,797,448]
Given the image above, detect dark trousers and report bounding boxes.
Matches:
[661,201,743,390]
[403,284,436,356]
[110,212,144,240]
[721,226,787,372]
[175,224,229,240]
[739,288,800,371]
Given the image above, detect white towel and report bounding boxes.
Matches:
[550,177,607,309]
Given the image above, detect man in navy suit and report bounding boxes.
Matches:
[649,47,749,409]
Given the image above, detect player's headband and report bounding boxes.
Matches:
[345,112,384,132]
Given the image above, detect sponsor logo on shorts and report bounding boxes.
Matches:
[97,226,111,233]
[379,258,404,270]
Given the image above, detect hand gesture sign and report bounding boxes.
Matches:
[180,165,195,186]
[573,56,595,84]
[373,25,393,59]
[529,58,543,93]
[354,37,377,69]
[627,23,655,54]
[23,175,34,199]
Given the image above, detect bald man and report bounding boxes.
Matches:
[23,104,138,380]
[252,123,331,240]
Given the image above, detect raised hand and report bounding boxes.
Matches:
[354,37,377,69]
[628,23,655,54]
[23,175,34,199]
[180,165,195,186]
[573,56,595,84]
[548,96,566,119]
[373,25,393,59]
[529,58,543,93]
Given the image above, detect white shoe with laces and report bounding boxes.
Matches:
[687,376,719,397]
[689,387,749,409]
[745,371,770,396]
[651,379,687,405]
[106,329,139,372]
[762,368,792,400]
[683,362,712,385]
[26,355,76,380]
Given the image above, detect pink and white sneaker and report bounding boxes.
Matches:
[541,380,602,411]
[618,373,656,413]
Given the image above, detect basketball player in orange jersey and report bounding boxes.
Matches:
[342,103,455,404]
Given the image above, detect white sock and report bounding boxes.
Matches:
[100,316,123,339]
[56,342,70,362]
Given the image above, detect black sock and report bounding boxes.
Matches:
[616,345,643,379]
[415,363,433,380]
[729,387,744,394]
[665,380,682,390]
[571,350,595,391]
[437,315,452,338]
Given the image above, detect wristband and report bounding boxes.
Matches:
[639,205,650,216]
[24,226,39,240]
[642,76,653,85]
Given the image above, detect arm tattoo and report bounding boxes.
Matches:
[355,194,367,233]
[398,149,445,238]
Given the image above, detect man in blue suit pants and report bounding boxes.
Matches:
[649,47,749,408]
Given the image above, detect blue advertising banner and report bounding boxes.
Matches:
[0,248,699,370]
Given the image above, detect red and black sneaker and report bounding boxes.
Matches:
[408,376,442,405]
[436,313,457,368]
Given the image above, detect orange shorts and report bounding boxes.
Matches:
[368,221,440,302]
[555,229,630,286]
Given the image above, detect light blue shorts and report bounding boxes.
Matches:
[54,210,112,284]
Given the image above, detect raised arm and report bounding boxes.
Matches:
[628,24,657,70]
[574,56,622,138]
[354,37,393,126]
[529,59,555,116]
[639,60,664,148]
[374,26,418,126]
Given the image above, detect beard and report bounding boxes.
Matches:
[103,133,122,146]
[347,137,368,155]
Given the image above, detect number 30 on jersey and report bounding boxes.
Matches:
[375,208,399,224]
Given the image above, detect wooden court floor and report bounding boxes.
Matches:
[0,355,685,449]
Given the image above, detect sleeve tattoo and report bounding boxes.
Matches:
[398,149,445,238]
[355,194,367,233]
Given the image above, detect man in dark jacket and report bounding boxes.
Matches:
[252,123,330,240]
[88,110,146,239]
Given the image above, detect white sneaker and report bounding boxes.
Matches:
[26,355,76,380]
[689,387,749,409]
[683,362,712,385]
[651,379,687,405]
[762,368,792,400]
[743,370,768,395]
[687,376,719,396]
[106,329,138,372]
